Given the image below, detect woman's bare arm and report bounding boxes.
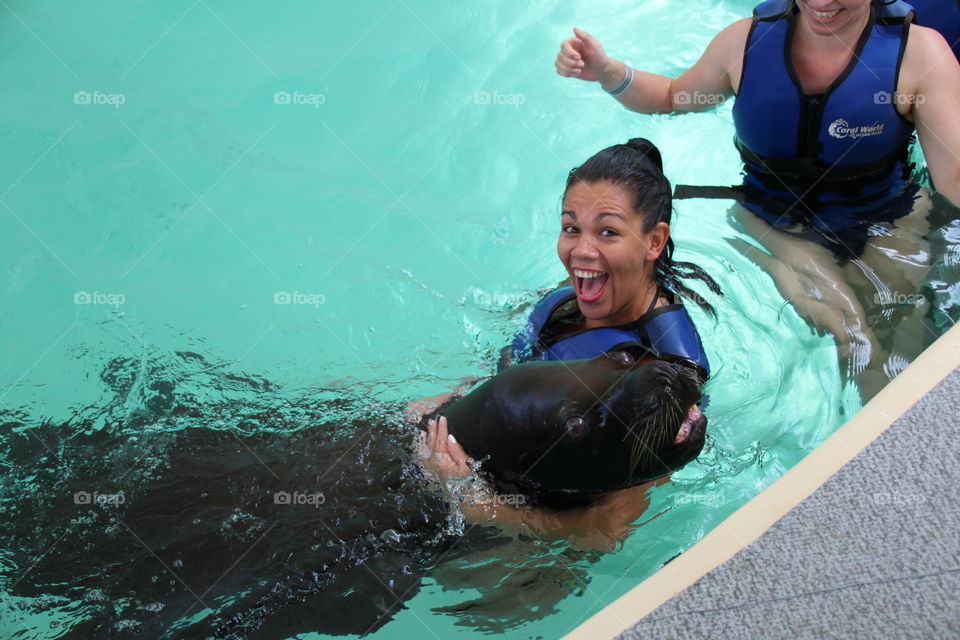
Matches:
[905,25,960,206]
[459,480,663,552]
[555,21,751,114]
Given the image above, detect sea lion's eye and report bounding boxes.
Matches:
[612,351,635,368]
[564,416,587,439]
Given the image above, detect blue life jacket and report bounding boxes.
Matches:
[908,0,960,62]
[504,286,710,379]
[733,0,915,183]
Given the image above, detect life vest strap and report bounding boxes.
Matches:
[673,184,745,201]
[735,137,911,182]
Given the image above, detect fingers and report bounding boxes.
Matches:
[560,39,582,62]
[435,415,449,453]
[556,37,585,77]
[423,417,451,455]
[438,416,472,473]
[420,416,472,477]
[446,435,470,470]
[423,419,433,448]
[573,26,596,47]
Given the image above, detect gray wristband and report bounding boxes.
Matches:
[606,66,635,97]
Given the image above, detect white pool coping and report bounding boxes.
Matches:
[564,322,960,640]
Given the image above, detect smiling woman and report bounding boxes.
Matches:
[413,139,722,551]
[503,138,722,380]
[411,138,720,549]
[407,138,722,423]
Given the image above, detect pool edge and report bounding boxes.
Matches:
[563,322,960,640]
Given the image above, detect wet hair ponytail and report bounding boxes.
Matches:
[564,138,722,315]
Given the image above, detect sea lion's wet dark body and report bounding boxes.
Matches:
[0,349,707,638]
[0,354,482,639]
[434,349,707,507]
[0,415,465,639]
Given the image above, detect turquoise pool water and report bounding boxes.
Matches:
[2,1,958,638]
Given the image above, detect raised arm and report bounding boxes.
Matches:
[906,25,960,206]
[554,20,751,114]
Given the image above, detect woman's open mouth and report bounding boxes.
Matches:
[574,268,609,303]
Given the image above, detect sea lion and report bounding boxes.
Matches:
[0,348,705,638]
[428,346,707,508]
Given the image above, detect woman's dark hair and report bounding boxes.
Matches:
[563,137,722,315]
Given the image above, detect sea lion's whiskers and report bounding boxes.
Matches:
[628,401,673,477]
[628,414,657,476]
[628,429,643,477]
[667,389,682,414]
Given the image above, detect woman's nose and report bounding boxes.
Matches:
[571,236,599,258]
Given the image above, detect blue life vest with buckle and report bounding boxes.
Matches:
[908,0,960,62]
[503,285,710,379]
[733,0,915,183]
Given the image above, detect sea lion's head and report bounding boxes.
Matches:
[435,348,706,508]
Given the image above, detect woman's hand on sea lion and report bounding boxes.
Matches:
[556,27,609,81]
[419,416,472,479]
[404,391,453,423]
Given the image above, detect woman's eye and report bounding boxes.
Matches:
[600,229,619,237]
[562,225,578,234]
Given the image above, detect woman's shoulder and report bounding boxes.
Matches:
[898,23,959,104]
[702,17,754,92]
[713,17,754,51]
[903,22,957,69]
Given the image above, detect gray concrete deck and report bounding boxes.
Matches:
[616,366,960,640]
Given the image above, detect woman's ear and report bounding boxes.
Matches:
[646,222,670,261]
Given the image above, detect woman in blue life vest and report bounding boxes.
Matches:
[554,0,960,399]
[497,138,720,382]
[413,139,721,550]
[409,138,721,420]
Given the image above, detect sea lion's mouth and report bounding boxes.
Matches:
[674,405,705,444]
